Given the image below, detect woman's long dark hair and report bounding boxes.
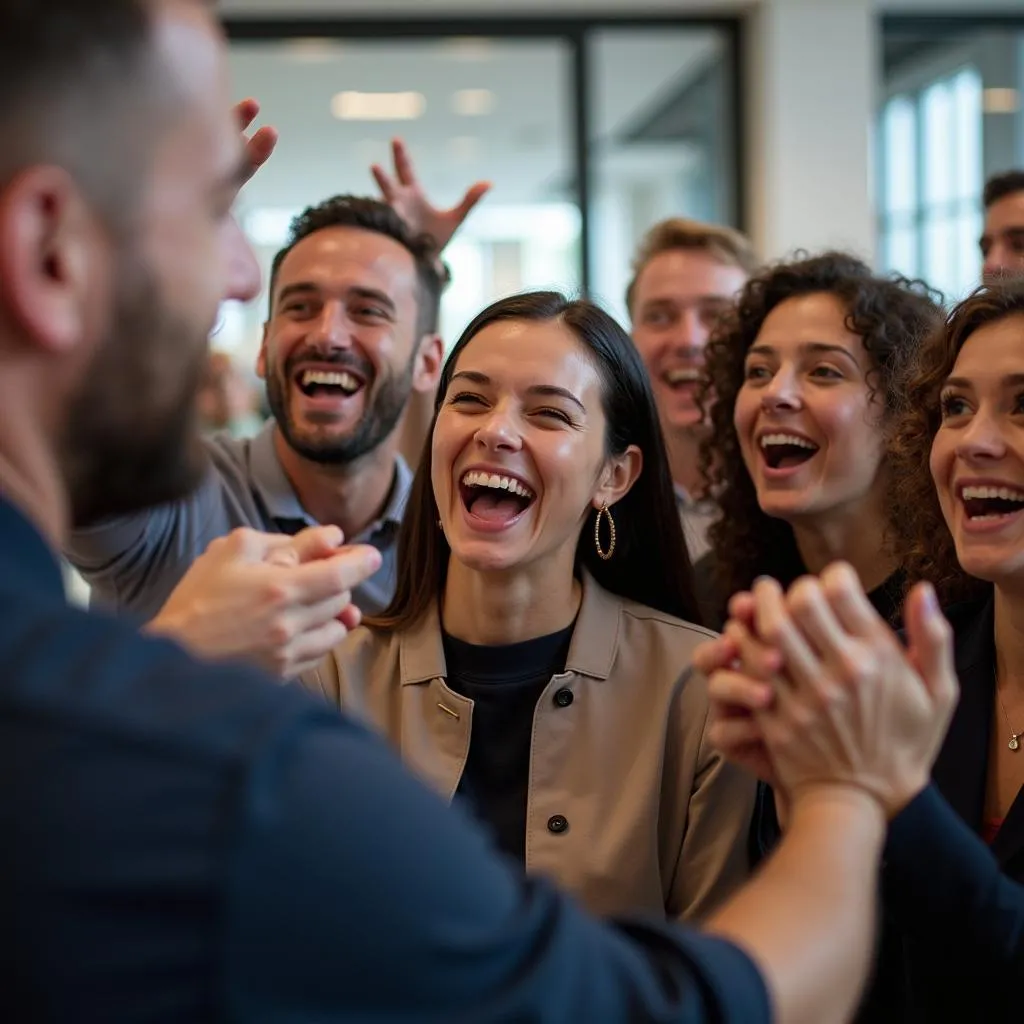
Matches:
[368,290,701,630]
[698,251,943,620]
[889,284,1024,605]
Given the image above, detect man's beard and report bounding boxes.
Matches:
[266,344,416,466]
[61,261,209,528]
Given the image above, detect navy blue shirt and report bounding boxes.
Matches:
[0,496,769,1022]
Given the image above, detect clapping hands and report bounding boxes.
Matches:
[694,563,959,818]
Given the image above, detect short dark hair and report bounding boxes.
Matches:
[698,251,944,621]
[0,0,169,229]
[369,290,702,631]
[889,284,1024,605]
[983,171,1024,209]
[267,195,444,336]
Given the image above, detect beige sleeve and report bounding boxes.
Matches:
[297,651,343,709]
[667,674,757,921]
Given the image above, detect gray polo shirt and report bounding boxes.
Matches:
[66,421,411,623]
[675,484,718,565]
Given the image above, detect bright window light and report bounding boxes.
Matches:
[331,91,426,121]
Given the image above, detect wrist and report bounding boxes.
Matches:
[788,782,887,840]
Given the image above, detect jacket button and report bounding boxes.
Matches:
[553,688,574,708]
[547,814,569,834]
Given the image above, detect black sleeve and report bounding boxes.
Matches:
[222,713,772,1023]
[749,781,782,868]
[882,784,1024,969]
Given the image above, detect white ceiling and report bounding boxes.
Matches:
[229,29,723,222]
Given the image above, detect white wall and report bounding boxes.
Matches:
[745,0,877,263]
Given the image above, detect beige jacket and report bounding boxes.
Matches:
[303,574,755,921]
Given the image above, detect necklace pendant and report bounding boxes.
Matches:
[1011,734,1021,752]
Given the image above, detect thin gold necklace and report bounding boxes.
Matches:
[995,668,1023,752]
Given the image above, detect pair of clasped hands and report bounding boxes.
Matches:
[693,564,959,823]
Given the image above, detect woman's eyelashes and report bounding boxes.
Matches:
[939,391,970,420]
[938,390,1024,421]
[742,361,847,384]
[448,391,576,426]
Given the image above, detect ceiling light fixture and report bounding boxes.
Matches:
[332,91,426,121]
[983,88,1019,114]
[452,89,495,117]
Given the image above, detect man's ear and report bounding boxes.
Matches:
[591,445,644,510]
[0,166,106,355]
[412,332,444,394]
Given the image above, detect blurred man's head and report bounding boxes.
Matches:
[626,219,755,437]
[982,170,1024,283]
[259,196,444,467]
[0,0,259,529]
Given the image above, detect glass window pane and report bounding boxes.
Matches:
[923,213,958,298]
[883,96,917,215]
[953,67,982,202]
[228,36,579,357]
[922,80,954,206]
[884,226,918,279]
[586,27,737,323]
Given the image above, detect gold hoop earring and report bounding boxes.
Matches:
[594,502,616,560]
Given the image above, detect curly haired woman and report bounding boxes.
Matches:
[694,251,942,629]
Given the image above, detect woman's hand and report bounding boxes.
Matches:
[694,596,779,785]
[698,563,959,818]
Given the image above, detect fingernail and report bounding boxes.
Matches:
[922,583,939,615]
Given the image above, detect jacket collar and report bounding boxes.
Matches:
[0,495,65,603]
[397,570,622,686]
[933,592,1024,872]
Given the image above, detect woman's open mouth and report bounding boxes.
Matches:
[458,470,536,530]
[960,484,1024,525]
[759,432,820,471]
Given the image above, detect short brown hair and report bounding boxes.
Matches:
[625,218,757,317]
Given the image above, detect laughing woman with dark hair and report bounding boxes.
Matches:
[695,251,943,629]
[302,291,755,920]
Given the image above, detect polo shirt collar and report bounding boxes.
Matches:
[248,421,413,541]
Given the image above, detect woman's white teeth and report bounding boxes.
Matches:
[461,470,535,499]
[961,485,1024,502]
[666,368,701,384]
[760,433,818,450]
[301,369,360,393]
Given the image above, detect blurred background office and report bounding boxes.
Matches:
[212,0,1024,369]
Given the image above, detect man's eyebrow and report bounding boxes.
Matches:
[276,282,320,305]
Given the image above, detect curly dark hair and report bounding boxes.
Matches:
[888,284,1024,605]
[698,251,943,618]
[267,195,444,335]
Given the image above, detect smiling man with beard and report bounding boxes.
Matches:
[64,192,449,674]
